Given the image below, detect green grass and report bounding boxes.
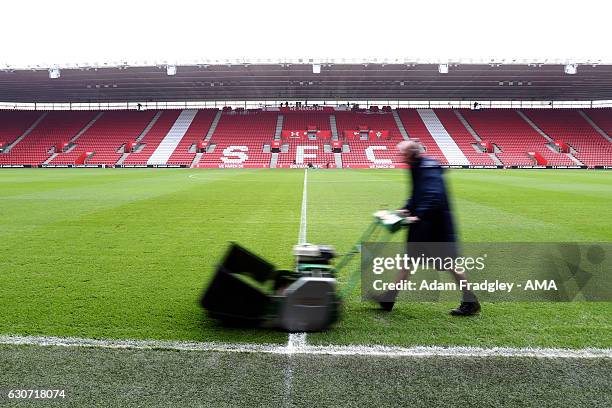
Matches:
[1,345,610,408]
[0,168,610,348]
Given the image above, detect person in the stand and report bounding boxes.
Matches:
[374,140,481,316]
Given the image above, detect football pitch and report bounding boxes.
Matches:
[0,168,611,407]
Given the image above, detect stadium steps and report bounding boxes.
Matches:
[334,152,343,168]
[416,109,470,165]
[459,111,503,165]
[516,110,554,142]
[136,111,163,142]
[567,153,584,166]
[191,152,204,167]
[43,152,58,165]
[64,144,77,153]
[204,110,223,141]
[274,115,284,140]
[116,152,130,165]
[83,152,95,165]
[4,112,48,153]
[392,110,410,140]
[270,152,279,168]
[518,110,584,166]
[329,115,339,140]
[489,153,503,165]
[43,113,102,164]
[454,110,482,141]
[147,109,198,165]
[579,110,612,142]
[70,112,104,143]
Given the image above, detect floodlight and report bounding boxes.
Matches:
[312,64,321,74]
[167,65,177,76]
[49,67,61,79]
[438,64,449,74]
[564,64,577,75]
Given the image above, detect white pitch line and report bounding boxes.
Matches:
[284,168,310,406]
[291,168,309,350]
[292,168,309,348]
[288,332,307,351]
[298,168,308,245]
[1,335,610,359]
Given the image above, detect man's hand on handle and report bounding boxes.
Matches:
[396,209,419,224]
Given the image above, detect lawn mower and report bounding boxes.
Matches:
[200,210,410,332]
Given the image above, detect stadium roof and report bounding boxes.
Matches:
[1,61,612,103]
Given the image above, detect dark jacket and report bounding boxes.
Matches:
[403,157,456,243]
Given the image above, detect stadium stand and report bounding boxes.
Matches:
[334,110,404,168]
[523,109,612,167]
[0,111,97,166]
[583,109,612,138]
[166,109,218,166]
[432,109,497,166]
[147,110,199,165]
[281,110,331,132]
[49,110,158,165]
[396,109,448,164]
[459,109,576,166]
[0,108,610,167]
[277,110,335,168]
[277,137,336,168]
[122,110,181,165]
[197,110,277,168]
[415,109,469,165]
[0,111,44,149]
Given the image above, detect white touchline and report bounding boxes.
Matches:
[284,169,310,406]
[293,169,309,345]
[1,335,610,359]
[298,168,308,246]
[293,169,309,348]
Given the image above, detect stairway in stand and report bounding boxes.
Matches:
[148,110,198,165]
[416,109,470,165]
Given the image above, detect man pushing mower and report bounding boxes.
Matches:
[373,140,481,316]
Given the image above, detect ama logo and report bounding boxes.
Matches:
[524,280,557,291]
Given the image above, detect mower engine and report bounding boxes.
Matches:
[278,244,339,332]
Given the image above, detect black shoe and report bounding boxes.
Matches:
[378,301,395,312]
[450,301,481,316]
[370,291,398,312]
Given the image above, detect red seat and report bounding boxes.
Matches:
[198,110,276,168]
[50,110,158,165]
[0,111,97,166]
[460,109,576,167]
[523,109,612,167]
